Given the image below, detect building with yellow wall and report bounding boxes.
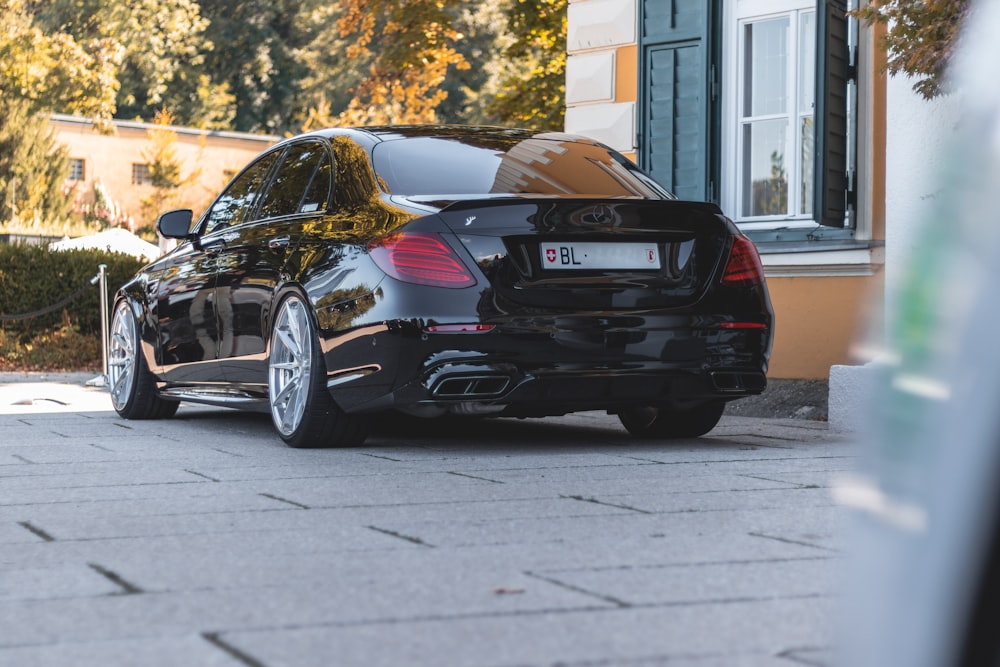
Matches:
[50,114,278,231]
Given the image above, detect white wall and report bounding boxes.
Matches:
[883,76,959,317]
[829,76,958,430]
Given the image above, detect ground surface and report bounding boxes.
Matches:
[725,379,829,421]
[0,373,850,666]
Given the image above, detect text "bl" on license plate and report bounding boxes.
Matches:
[540,242,661,270]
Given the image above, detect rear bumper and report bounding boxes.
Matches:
[322,317,770,417]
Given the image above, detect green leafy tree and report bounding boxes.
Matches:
[198,0,323,133]
[139,108,204,233]
[0,0,118,229]
[34,0,234,127]
[1,0,119,125]
[294,3,369,131]
[852,0,972,99]
[0,98,74,229]
[435,1,513,125]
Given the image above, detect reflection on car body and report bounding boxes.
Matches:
[107,126,774,448]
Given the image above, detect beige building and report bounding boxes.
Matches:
[50,114,278,230]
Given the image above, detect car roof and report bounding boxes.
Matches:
[291,125,603,148]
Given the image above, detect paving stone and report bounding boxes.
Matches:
[0,376,851,666]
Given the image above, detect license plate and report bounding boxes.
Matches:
[540,242,661,270]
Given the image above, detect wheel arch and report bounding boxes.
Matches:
[265,283,314,356]
[113,286,160,374]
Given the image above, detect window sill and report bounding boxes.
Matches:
[754,239,885,277]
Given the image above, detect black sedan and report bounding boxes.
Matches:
[108,126,773,447]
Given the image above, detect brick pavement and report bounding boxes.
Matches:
[1,373,854,667]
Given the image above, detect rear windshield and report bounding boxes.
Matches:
[371,135,674,199]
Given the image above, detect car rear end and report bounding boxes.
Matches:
[318,129,772,420]
[322,197,770,418]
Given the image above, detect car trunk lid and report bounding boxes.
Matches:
[432,198,732,310]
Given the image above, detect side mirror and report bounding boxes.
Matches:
[156,209,194,239]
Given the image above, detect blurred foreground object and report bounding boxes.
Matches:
[838,1,1000,665]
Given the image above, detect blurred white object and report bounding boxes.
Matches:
[49,227,161,262]
[840,1,1000,665]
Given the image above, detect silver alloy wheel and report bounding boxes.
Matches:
[269,296,313,436]
[107,302,136,412]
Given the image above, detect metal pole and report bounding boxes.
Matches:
[98,264,109,383]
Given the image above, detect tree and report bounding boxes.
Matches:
[0,0,118,228]
[0,99,74,229]
[1,0,119,126]
[197,0,323,133]
[435,1,513,125]
[485,0,566,130]
[852,0,972,99]
[139,108,204,233]
[294,3,369,132]
[34,0,234,128]
[334,0,470,125]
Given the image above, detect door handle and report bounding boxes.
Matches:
[269,236,290,251]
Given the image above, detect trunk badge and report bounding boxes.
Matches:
[583,204,615,225]
[465,216,477,226]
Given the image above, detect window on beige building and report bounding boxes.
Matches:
[132,163,153,186]
[68,159,85,181]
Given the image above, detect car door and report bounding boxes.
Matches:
[215,140,333,385]
[154,150,281,384]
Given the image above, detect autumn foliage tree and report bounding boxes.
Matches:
[853,0,972,99]
[333,0,470,125]
[486,0,567,130]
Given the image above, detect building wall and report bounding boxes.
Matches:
[767,274,883,378]
[565,0,888,380]
[565,0,639,160]
[50,115,278,229]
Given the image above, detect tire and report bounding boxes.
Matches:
[107,300,179,420]
[618,400,725,438]
[268,294,369,448]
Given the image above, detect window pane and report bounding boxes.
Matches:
[742,119,788,217]
[203,153,279,234]
[300,154,332,213]
[799,12,816,114]
[69,159,85,181]
[800,116,814,214]
[132,163,152,186]
[257,143,326,219]
[743,18,788,117]
[373,136,668,197]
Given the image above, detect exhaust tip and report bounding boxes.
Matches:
[432,375,511,398]
[710,371,766,393]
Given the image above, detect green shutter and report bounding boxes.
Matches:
[814,0,851,227]
[639,0,721,202]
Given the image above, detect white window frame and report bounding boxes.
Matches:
[132,163,153,187]
[722,0,817,231]
[68,158,85,181]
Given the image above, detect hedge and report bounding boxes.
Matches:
[0,243,147,343]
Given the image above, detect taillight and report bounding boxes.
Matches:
[719,321,767,329]
[721,235,765,287]
[369,232,476,288]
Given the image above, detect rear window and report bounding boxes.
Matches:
[372,136,673,199]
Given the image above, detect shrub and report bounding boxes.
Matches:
[0,311,104,371]
[0,244,146,370]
